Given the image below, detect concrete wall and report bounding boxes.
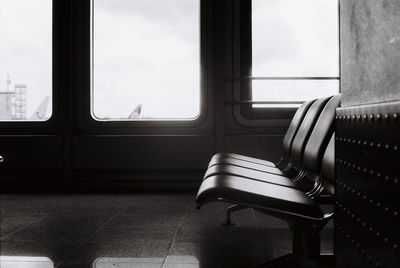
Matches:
[340,0,400,107]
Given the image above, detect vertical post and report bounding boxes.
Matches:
[292,224,321,267]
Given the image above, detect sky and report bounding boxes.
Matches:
[93,0,200,119]
[0,0,52,120]
[252,0,339,105]
[0,0,338,120]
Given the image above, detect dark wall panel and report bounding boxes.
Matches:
[225,135,283,163]
[72,135,214,170]
[336,101,400,268]
[0,135,63,169]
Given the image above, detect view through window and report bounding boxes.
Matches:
[0,0,52,121]
[251,0,339,108]
[92,0,200,120]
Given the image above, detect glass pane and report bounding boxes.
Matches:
[252,0,339,77]
[92,0,200,120]
[252,80,339,108]
[0,0,52,121]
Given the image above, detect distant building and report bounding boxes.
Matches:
[0,79,27,120]
[0,92,12,120]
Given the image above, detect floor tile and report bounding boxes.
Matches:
[89,226,177,242]
[0,240,81,266]
[0,193,333,267]
[0,215,46,239]
[2,214,112,242]
[63,239,171,264]
[105,214,184,229]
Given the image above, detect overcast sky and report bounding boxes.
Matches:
[252,0,339,104]
[93,0,200,119]
[0,0,52,119]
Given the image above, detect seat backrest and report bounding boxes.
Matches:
[282,99,316,156]
[291,96,332,164]
[302,95,341,172]
[321,133,335,185]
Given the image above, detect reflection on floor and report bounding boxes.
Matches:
[0,194,333,268]
[0,256,53,268]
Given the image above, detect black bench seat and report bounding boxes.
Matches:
[204,164,295,188]
[196,175,324,220]
[208,97,333,180]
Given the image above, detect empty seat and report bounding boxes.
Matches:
[204,96,341,188]
[209,98,317,169]
[196,134,336,266]
[208,97,332,177]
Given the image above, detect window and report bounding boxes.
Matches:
[92,0,201,121]
[250,0,339,108]
[0,0,52,121]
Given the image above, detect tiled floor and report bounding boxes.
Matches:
[0,193,333,267]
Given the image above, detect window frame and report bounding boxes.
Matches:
[87,0,208,128]
[233,0,340,125]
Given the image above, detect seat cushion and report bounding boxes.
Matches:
[210,153,276,167]
[208,157,285,176]
[196,175,324,220]
[204,164,296,188]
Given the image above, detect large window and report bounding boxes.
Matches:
[92,0,200,121]
[251,0,339,108]
[0,0,52,121]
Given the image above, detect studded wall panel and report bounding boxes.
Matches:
[335,101,400,267]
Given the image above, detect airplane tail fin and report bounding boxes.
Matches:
[30,96,50,120]
[129,104,142,119]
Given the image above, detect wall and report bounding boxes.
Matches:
[341,0,400,107]
[336,1,400,266]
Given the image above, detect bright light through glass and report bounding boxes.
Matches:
[0,0,52,121]
[92,0,200,120]
[0,256,54,268]
[252,0,339,107]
